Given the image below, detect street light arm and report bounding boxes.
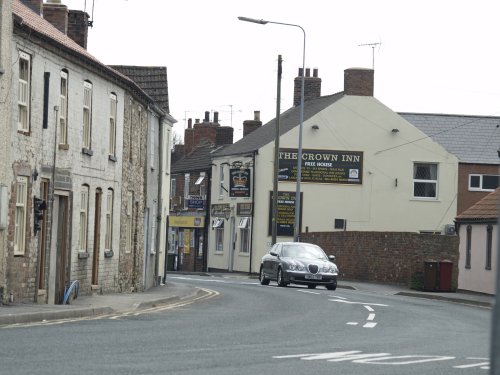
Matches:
[238,16,268,24]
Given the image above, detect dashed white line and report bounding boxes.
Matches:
[363,322,378,328]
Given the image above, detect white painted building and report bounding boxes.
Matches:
[208,68,459,274]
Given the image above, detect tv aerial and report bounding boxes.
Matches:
[359,41,382,69]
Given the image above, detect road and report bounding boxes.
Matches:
[0,276,491,374]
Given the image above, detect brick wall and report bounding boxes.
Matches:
[458,163,499,214]
[301,231,459,289]
[344,68,374,96]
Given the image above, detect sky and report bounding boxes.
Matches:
[60,0,500,142]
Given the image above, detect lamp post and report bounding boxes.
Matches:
[238,16,306,242]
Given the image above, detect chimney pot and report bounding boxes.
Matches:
[313,68,318,78]
[298,67,303,77]
[188,118,192,128]
[214,111,219,124]
[254,111,260,121]
[305,68,310,77]
[204,111,210,122]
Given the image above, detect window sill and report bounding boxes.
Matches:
[17,130,30,136]
[82,147,93,156]
[104,250,114,258]
[59,143,69,150]
[78,252,89,259]
[108,155,117,162]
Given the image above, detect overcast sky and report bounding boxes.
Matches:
[61,0,500,141]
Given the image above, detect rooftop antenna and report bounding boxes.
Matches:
[359,41,382,69]
[83,0,95,27]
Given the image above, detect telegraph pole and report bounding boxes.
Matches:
[271,55,282,245]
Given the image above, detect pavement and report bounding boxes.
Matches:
[0,272,495,325]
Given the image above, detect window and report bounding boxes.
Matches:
[238,217,250,253]
[126,192,133,253]
[18,52,31,132]
[184,173,190,209]
[413,163,437,199]
[105,189,114,251]
[213,219,224,252]
[109,93,117,156]
[486,225,493,270]
[195,172,206,196]
[469,174,499,192]
[78,186,89,252]
[14,176,28,255]
[59,70,68,144]
[219,165,225,197]
[465,225,472,269]
[82,81,92,149]
[171,178,176,198]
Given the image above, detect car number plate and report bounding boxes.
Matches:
[305,274,322,280]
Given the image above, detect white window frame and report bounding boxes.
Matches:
[82,81,93,149]
[219,165,225,197]
[469,174,499,192]
[78,186,89,252]
[59,71,68,144]
[14,176,28,255]
[109,93,117,156]
[412,162,438,199]
[195,172,206,196]
[105,189,113,251]
[18,52,31,132]
[213,219,224,253]
[238,217,250,254]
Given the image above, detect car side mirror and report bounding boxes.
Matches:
[329,255,336,262]
[270,251,278,257]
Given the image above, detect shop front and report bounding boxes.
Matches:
[167,216,206,272]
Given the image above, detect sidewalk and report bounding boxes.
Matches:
[0,272,494,325]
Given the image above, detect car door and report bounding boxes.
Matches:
[269,243,282,279]
[262,243,279,278]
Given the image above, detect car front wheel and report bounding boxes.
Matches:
[326,280,337,291]
[259,266,270,285]
[277,268,287,287]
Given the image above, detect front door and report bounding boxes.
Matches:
[92,189,102,285]
[54,195,69,304]
[228,216,236,272]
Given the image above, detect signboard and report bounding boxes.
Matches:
[229,168,251,197]
[169,216,204,228]
[237,203,253,216]
[268,191,302,237]
[187,195,204,209]
[278,148,363,184]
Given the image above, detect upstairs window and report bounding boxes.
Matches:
[82,81,93,149]
[413,163,437,199]
[18,52,31,132]
[109,93,117,157]
[469,174,499,192]
[59,70,69,144]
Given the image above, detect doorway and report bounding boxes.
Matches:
[51,194,70,304]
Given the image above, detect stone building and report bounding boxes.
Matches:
[3,0,171,303]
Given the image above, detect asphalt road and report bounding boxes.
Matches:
[0,276,491,375]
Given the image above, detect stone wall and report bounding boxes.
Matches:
[301,231,459,289]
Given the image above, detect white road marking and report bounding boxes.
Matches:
[454,357,490,369]
[346,322,358,326]
[355,355,455,365]
[363,322,377,328]
[297,290,320,295]
[367,313,376,321]
[329,298,388,307]
[329,295,347,299]
[364,305,374,312]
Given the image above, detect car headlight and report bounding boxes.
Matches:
[323,264,338,274]
[288,262,304,271]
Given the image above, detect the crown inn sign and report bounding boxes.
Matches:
[230,168,251,197]
[278,148,363,184]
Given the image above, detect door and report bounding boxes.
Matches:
[228,216,236,272]
[54,195,69,304]
[92,189,102,285]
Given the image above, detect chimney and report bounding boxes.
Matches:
[344,68,374,96]
[67,10,89,49]
[293,67,321,107]
[213,111,219,124]
[187,118,192,129]
[243,110,262,137]
[20,0,43,15]
[204,111,210,123]
[43,0,68,34]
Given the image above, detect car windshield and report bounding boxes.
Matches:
[281,244,327,260]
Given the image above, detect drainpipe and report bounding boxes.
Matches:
[154,115,164,285]
[249,150,256,275]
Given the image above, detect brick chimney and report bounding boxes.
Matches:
[243,111,262,137]
[43,0,68,34]
[20,0,43,15]
[344,68,374,96]
[183,111,234,155]
[293,67,321,107]
[67,9,89,49]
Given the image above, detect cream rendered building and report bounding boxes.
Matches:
[208,68,458,274]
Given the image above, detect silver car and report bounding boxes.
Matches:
[259,242,339,290]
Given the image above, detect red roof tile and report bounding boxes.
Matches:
[456,188,499,221]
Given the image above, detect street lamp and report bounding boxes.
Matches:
[238,16,306,242]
